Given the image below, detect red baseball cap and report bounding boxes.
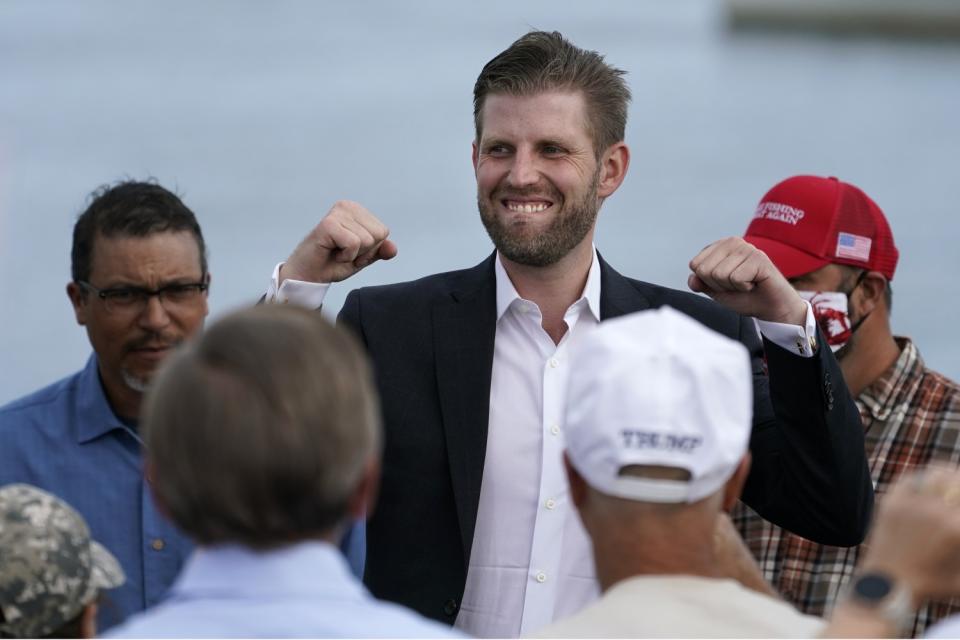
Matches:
[743,175,899,281]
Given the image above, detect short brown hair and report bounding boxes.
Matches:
[473,30,631,156]
[142,305,380,548]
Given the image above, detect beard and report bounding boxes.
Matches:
[120,331,182,393]
[121,368,150,393]
[478,169,600,267]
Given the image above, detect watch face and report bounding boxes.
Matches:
[856,573,894,601]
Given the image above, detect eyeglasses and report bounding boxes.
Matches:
[78,279,209,314]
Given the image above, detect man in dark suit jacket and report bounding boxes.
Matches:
[269,31,872,636]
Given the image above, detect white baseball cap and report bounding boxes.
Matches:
[565,306,752,504]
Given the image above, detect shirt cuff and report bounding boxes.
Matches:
[265,262,330,309]
[755,300,818,358]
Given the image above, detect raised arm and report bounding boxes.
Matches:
[690,237,873,545]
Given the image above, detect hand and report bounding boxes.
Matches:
[688,237,806,325]
[281,200,398,284]
[858,465,960,603]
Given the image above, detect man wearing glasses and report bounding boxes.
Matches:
[0,180,208,631]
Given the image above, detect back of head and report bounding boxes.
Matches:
[744,175,898,281]
[565,307,752,511]
[0,484,124,639]
[142,305,381,548]
[473,30,631,155]
[71,180,207,283]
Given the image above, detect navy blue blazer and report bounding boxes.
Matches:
[338,252,873,624]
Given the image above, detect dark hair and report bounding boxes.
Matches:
[473,30,631,156]
[70,180,207,283]
[142,305,381,549]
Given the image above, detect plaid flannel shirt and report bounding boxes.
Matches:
[733,338,960,638]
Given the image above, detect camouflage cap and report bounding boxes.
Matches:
[0,484,125,639]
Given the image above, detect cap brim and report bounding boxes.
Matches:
[744,235,829,279]
[89,541,126,591]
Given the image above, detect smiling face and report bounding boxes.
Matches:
[66,231,209,419]
[473,91,612,268]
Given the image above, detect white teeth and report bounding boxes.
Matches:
[507,202,549,213]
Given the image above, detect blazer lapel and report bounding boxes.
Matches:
[598,253,653,320]
[432,254,498,564]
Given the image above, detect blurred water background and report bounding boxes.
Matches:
[1,0,959,403]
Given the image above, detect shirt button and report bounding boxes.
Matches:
[151,538,165,551]
[548,358,560,368]
[535,571,547,583]
[550,424,560,436]
[545,499,556,510]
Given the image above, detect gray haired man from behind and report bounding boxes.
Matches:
[106,305,460,638]
[0,484,125,639]
[534,307,824,638]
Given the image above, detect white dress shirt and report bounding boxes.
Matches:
[453,252,603,638]
[266,251,818,638]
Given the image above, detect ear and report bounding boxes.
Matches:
[853,271,887,315]
[596,142,630,199]
[722,451,752,512]
[67,282,89,326]
[472,140,479,174]
[346,456,381,521]
[80,601,98,639]
[563,452,588,509]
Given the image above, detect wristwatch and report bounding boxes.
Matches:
[846,572,914,629]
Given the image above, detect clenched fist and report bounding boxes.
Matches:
[688,237,806,325]
[281,200,398,285]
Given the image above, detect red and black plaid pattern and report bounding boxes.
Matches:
[733,338,960,637]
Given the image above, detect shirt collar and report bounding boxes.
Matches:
[858,337,923,422]
[170,540,365,601]
[74,353,128,444]
[494,247,602,322]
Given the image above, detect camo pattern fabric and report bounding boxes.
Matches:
[0,484,124,638]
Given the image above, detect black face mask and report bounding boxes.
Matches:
[835,271,872,360]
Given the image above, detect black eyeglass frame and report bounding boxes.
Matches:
[77,278,209,310]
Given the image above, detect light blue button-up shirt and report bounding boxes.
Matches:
[0,354,192,631]
[106,541,462,638]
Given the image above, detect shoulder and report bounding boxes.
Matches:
[0,371,84,477]
[348,263,490,306]
[902,341,960,413]
[919,365,960,406]
[338,259,494,335]
[0,370,82,429]
[608,271,744,340]
[106,596,461,639]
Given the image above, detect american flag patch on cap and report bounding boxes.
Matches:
[836,232,872,262]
